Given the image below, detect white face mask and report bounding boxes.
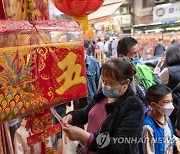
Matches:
[158,103,174,116]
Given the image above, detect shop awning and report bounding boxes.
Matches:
[88,2,123,20]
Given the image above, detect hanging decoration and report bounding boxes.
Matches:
[0,0,50,51]
[0,20,87,123]
[0,1,87,153]
[52,0,104,31]
[27,109,61,153]
[1,0,49,20]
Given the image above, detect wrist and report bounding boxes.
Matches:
[154,67,160,74]
[87,133,94,148]
[80,131,90,144]
[68,114,73,123]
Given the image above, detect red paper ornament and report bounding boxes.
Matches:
[52,0,104,30]
[52,0,104,16]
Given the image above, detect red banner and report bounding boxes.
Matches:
[0,42,87,122]
[27,123,61,147]
[28,109,53,134]
[0,0,5,19]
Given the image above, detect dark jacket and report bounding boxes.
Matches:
[176,101,180,130]
[167,64,180,128]
[70,87,144,154]
[154,43,165,56]
[168,64,180,104]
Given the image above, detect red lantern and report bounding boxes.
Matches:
[52,0,104,30]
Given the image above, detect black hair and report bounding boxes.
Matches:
[158,38,163,42]
[171,39,176,44]
[165,43,180,66]
[105,36,109,41]
[101,57,136,82]
[146,84,172,104]
[98,38,101,42]
[117,37,138,56]
[84,40,89,49]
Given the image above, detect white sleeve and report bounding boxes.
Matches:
[159,68,169,84]
[142,125,155,154]
[173,135,180,142]
[14,132,24,154]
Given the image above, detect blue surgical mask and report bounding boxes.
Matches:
[102,85,121,98]
[132,58,139,65]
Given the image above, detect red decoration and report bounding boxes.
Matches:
[0,42,87,122]
[52,0,104,17]
[52,0,104,30]
[27,123,61,146]
[28,109,52,134]
[0,20,87,123]
[0,0,5,19]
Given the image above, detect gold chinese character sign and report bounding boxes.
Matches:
[0,41,87,122]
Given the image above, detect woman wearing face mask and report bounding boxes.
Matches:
[62,57,144,154]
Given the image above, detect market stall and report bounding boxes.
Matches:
[0,0,104,153]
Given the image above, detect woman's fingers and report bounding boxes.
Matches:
[62,114,72,124]
[62,126,69,132]
[157,57,165,68]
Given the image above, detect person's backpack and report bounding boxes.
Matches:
[136,64,158,89]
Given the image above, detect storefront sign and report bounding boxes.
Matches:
[116,14,132,27]
[94,14,132,31]
[153,2,180,22]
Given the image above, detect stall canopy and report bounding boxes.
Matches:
[88,2,123,20]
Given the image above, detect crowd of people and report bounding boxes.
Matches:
[86,36,118,58]
[61,36,180,154]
